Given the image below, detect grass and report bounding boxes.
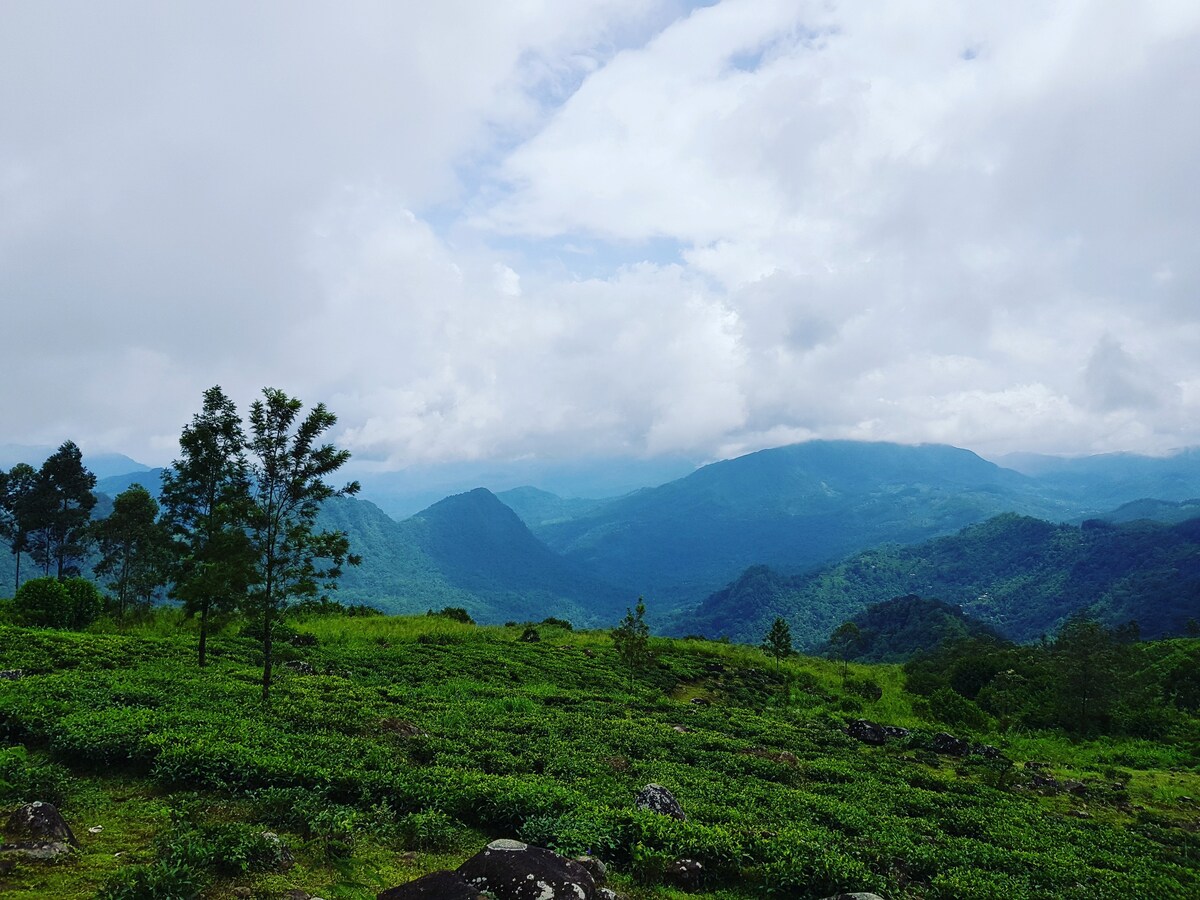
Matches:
[0,614,1196,899]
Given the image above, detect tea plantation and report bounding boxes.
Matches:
[0,613,1196,899]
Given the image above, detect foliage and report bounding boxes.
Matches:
[244,387,360,702]
[612,597,651,689]
[160,384,255,668]
[25,440,98,579]
[427,606,475,624]
[0,617,1196,899]
[761,616,792,667]
[0,462,38,594]
[94,484,172,619]
[12,575,102,629]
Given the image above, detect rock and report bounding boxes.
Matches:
[672,725,690,733]
[689,697,710,706]
[4,802,78,847]
[817,894,887,900]
[663,858,703,892]
[283,660,317,676]
[232,888,254,899]
[882,725,910,739]
[1062,780,1087,797]
[847,719,888,745]
[742,747,798,766]
[573,855,606,884]
[380,718,427,738]
[931,732,970,756]
[378,870,488,899]
[1067,809,1092,819]
[457,839,596,900]
[634,784,686,821]
[261,831,295,870]
[0,842,74,861]
[595,890,627,900]
[0,670,23,680]
[582,648,595,658]
[974,744,1006,760]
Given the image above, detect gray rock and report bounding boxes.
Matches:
[283,660,317,676]
[634,784,686,821]
[261,830,295,870]
[0,670,23,680]
[931,732,970,755]
[457,839,596,900]
[378,870,488,899]
[573,855,606,884]
[847,719,888,745]
[4,802,77,847]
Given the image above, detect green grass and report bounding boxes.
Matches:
[0,616,1196,899]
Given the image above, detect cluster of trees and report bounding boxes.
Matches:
[1,386,359,702]
[903,613,1200,737]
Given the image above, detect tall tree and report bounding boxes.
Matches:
[161,386,255,667]
[246,388,359,702]
[94,484,172,620]
[762,616,793,669]
[27,442,97,579]
[1053,614,1122,734]
[612,597,651,691]
[0,463,38,594]
[829,621,863,686]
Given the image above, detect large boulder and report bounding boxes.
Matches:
[1,801,78,862]
[457,839,596,900]
[634,784,686,821]
[847,720,888,745]
[931,732,970,756]
[378,870,488,899]
[4,802,77,846]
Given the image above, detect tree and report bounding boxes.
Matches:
[245,388,360,702]
[761,617,792,669]
[612,597,651,690]
[0,463,38,594]
[160,386,256,667]
[13,576,102,629]
[93,484,172,620]
[1053,614,1122,734]
[829,621,863,685]
[26,442,97,579]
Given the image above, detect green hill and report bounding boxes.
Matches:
[677,513,1200,647]
[533,441,1083,605]
[0,616,1194,899]
[832,594,1002,662]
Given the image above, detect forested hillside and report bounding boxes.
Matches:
[677,513,1200,647]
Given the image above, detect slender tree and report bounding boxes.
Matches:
[94,484,172,620]
[27,442,97,579]
[160,386,255,667]
[829,621,863,686]
[246,388,359,702]
[0,463,38,594]
[612,597,651,691]
[762,616,793,669]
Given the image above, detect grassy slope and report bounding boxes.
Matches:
[0,616,1195,899]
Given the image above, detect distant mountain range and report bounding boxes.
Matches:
[675,513,1200,647]
[4,439,1200,641]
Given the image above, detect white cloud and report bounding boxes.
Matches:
[1,0,1198,471]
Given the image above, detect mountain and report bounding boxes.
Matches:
[1098,497,1200,525]
[494,487,606,529]
[0,444,151,480]
[323,490,628,627]
[96,468,165,498]
[532,441,1077,606]
[676,513,1200,647]
[994,448,1200,508]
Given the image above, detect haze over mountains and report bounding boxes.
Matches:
[6,439,1200,645]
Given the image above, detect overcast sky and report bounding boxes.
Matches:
[3,0,1198,474]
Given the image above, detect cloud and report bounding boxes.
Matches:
[1,1,1199,472]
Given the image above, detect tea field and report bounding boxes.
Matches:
[0,613,1197,899]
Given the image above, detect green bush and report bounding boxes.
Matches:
[12,578,72,628]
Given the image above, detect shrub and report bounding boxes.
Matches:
[427,606,474,624]
[12,578,72,628]
[845,676,883,701]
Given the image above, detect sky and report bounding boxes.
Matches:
[3,0,1199,483]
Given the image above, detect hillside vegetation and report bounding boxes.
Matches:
[0,611,1197,899]
[680,513,1200,646]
